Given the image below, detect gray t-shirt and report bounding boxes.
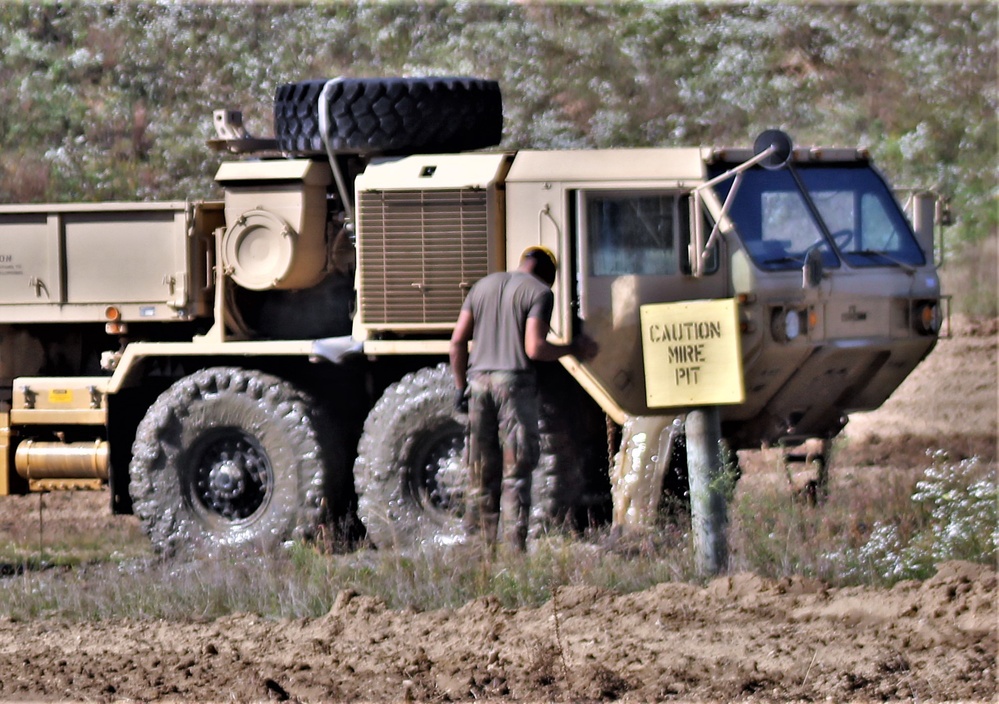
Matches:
[462,271,554,373]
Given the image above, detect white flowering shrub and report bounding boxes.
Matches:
[912,452,998,563]
[825,452,997,583]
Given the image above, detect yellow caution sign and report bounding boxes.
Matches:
[640,299,744,407]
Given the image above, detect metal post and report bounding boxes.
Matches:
[686,407,728,575]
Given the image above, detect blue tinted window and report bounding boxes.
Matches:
[709,163,924,270]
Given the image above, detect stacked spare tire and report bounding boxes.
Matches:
[231,77,503,342]
[274,76,504,156]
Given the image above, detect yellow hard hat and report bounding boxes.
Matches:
[521,245,557,270]
[521,245,558,286]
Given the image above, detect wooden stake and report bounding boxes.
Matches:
[686,407,728,575]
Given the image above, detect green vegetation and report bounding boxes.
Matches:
[1,451,993,621]
[0,2,995,312]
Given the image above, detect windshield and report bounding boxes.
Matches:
[709,162,926,271]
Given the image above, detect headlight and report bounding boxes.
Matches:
[771,308,802,342]
[913,301,942,335]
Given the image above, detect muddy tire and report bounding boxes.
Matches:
[353,364,468,549]
[534,367,611,532]
[129,367,343,554]
[354,364,604,549]
[274,77,503,156]
[658,427,690,521]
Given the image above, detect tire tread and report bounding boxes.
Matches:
[274,77,503,156]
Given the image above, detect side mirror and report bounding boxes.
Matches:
[803,245,824,288]
[909,191,936,263]
[753,130,793,170]
[690,130,795,277]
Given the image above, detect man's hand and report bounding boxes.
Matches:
[571,333,600,362]
[453,387,468,413]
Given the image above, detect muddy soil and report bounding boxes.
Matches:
[0,560,993,703]
[0,317,995,703]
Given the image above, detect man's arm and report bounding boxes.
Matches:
[449,308,474,391]
[525,316,598,362]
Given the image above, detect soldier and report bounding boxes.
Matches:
[449,246,598,552]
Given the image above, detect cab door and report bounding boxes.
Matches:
[572,188,726,416]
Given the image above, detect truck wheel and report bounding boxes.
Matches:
[656,424,741,525]
[274,77,503,156]
[129,367,341,554]
[353,364,468,549]
[354,364,601,549]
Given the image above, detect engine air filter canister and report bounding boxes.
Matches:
[221,208,325,290]
[215,159,333,291]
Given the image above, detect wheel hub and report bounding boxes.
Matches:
[412,429,465,514]
[208,457,247,501]
[189,432,271,522]
[426,444,464,511]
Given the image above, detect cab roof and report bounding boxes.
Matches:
[506,147,705,183]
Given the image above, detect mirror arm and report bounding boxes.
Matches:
[690,145,775,276]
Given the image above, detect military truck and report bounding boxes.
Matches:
[0,77,945,553]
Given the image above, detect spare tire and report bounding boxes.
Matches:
[274,77,503,156]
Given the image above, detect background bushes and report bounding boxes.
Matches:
[0,2,994,313]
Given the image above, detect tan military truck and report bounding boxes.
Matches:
[0,78,945,554]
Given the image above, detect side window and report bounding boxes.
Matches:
[860,194,902,251]
[583,191,691,276]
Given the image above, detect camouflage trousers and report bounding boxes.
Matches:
[465,371,540,552]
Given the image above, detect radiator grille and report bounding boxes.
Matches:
[358,189,490,327]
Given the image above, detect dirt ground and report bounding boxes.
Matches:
[0,317,995,703]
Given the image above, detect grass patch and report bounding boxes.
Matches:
[0,537,689,621]
[0,449,994,621]
[0,492,150,569]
